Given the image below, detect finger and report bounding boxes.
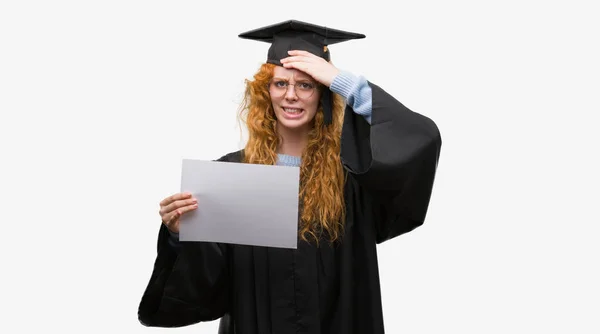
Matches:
[168,204,198,222]
[160,192,192,206]
[287,50,318,58]
[160,200,194,220]
[280,55,317,64]
[179,203,199,216]
[281,61,311,73]
[164,203,198,223]
[167,209,181,225]
[163,207,182,226]
[161,192,192,206]
[162,197,198,216]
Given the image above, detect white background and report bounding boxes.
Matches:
[1,0,599,333]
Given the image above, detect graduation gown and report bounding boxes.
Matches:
[138,82,442,333]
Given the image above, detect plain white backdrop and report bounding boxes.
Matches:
[1,0,599,333]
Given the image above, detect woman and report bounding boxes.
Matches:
[138,20,442,334]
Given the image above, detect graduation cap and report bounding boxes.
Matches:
[238,20,366,125]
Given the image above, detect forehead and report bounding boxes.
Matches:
[273,66,314,81]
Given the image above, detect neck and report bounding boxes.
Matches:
[276,123,309,157]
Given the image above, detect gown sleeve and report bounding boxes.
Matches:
[340,82,442,243]
[137,154,239,327]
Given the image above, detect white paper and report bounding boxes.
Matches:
[178,159,300,249]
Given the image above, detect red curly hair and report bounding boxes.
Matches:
[238,63,347,244]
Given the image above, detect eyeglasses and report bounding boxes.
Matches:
[268,79,318,99]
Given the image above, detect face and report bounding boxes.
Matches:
[269,66,321,132]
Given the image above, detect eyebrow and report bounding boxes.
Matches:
[272,76,316,83]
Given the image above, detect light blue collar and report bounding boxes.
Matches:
[276,153,301,167]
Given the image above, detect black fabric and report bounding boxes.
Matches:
[138,82,442,333]
[238,19,365,65]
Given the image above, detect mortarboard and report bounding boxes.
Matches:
[238,20,366,125]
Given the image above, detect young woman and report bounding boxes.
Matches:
[138,20,442,334]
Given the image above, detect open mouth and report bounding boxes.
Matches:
[283,107,304,115]
[281,107,305,119]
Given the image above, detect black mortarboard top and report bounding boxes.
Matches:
[238,20,366,125]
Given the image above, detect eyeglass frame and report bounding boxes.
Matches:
[266,78,321,99]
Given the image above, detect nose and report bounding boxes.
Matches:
[284,84,298,100]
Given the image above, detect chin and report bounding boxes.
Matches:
[277,118,311,130]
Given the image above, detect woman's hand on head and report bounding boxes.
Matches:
[280,50,340,87]
[159,192,198,234]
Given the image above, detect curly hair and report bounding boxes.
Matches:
[238,63,347,245]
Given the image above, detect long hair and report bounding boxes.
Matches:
[238,63,346,245]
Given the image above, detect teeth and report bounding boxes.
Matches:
[284,108,302,114]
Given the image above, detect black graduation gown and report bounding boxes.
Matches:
[137,82,442,333]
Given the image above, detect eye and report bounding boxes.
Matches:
[298,82,315,90]
[273,80,288,88]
